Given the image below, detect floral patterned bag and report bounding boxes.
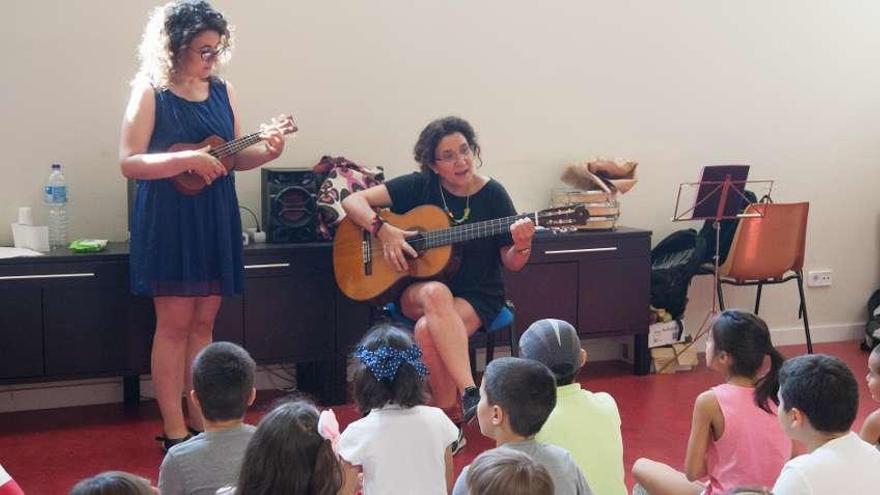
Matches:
[313,155,384,240]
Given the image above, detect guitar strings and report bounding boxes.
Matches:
[363,206,579,256]
[365,214,527,255]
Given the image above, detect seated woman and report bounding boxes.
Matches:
[341,116,534,424]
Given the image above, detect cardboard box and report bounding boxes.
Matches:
[650,346,678,374]
[672,343,699,367]
[651,342,698,374]
[648,319,685,348]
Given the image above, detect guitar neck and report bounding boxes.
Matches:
[420,213,537,249]
[208,132,262,159]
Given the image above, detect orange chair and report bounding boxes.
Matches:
[714,202,813,353]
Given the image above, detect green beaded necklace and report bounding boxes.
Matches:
[439,183,471,224]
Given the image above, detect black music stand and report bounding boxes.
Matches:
[663,165,773,372]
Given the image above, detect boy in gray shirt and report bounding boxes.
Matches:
[159,342,257,495]
[452,357,592,495]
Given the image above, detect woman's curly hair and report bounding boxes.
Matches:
[412,116,483,175]
[132,0,234,88]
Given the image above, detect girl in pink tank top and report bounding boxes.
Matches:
[633,310,791,495]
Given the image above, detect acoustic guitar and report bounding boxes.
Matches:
[333,203,588,304]
[169,115,297,195]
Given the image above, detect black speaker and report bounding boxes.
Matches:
[261,168,319,243]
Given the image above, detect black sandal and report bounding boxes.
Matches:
[187,426,204,436]
[155,433,193,453]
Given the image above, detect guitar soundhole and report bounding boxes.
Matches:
[407,229,427,254]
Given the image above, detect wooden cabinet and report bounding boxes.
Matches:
[44,286,129,376]
[237,246,356,405]
[0,243,366,405]
[241,247,336,362]
[505,227,652,374]
[0,252,132,380]
[0,286,43,379]
[505,261,580,333]
[0,228,650,406]
[214,296,244,346]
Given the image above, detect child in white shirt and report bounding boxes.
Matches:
[773,354,880,495]
[338,323,459,495]
[859,345,880,447]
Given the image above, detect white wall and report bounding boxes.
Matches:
[3,0,880,341]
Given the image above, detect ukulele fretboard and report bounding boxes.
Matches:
[208,132,262,159]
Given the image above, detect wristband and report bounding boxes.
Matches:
[515,246,532,255]
[370,216,385,236]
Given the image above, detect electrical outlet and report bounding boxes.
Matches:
[807,269,832,287]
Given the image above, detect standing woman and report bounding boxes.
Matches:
[341,116,535,426]
[119,0,287,450]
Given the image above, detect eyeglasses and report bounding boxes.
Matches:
[190,45,226,62]
[435,144,474,164]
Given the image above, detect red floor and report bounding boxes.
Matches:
[0,340,874,494]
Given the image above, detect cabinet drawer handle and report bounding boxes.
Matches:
[544,247,618,255]
[244,263,291,270]
[0,272,96,281]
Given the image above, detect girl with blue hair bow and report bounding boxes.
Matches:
[338,323,460,495]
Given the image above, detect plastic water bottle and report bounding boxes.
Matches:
[44,163,68,248]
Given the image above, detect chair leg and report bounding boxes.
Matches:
[469,342,478,379]
[795,271,813,354]
[485,331,496,366]
[717,280,726,311]
[508,321,519,358]
[754,282,763,315]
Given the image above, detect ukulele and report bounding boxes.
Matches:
[333,203,588,304]
[169,115,297,195]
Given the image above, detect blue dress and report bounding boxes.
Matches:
[129,79,243,297]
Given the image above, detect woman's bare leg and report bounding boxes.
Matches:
[183,295,222,431]
[152,297,197,439]
[402,282,481,407]
[414,317,457,409]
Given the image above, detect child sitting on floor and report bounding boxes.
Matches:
[632,310,791,495]
[223,398,354,495]
[465,448,554,495]
[158,342,257,495]
[520,318,626,495]
[773,354,880,494]
[338,323,459,495]
[69,471,155,495]
[859,344,880,447]
[452,357,592,495]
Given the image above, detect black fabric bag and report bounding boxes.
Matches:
[650,229,708,320]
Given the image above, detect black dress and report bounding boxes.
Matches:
[384,172,516,325]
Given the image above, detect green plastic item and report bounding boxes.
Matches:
[69,239,108,253]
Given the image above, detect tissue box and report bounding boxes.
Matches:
[648,319,685,348]
[11,223,49,252]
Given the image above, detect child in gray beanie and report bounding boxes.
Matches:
[520,318,627,495]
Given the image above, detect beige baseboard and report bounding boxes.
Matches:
[0,364,298,414]
[769,322,863,346]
